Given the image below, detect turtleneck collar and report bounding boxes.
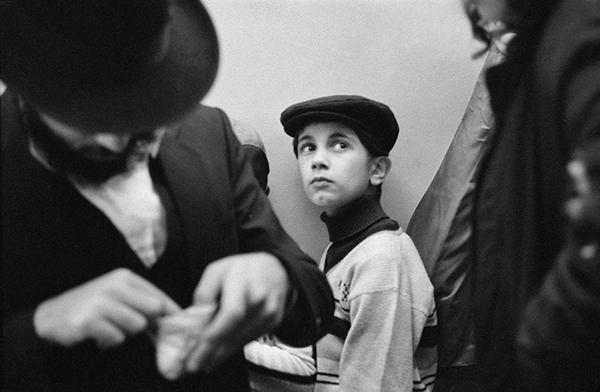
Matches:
[321,194,388,242]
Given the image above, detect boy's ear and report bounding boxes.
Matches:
[369,156,392,186]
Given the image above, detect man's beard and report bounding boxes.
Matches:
[24,105,155,184]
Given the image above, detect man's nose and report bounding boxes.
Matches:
[91,133,132,153]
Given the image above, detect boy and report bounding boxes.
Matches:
[281,95,437,392]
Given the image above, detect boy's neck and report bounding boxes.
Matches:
[320,194,388,242]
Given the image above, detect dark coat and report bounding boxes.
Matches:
[1,92,334,391]
[471,0,600,390]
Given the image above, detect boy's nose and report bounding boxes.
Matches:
[311,153,329,170]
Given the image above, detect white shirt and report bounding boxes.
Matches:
[30,129,167,268]
[72,160,167,268]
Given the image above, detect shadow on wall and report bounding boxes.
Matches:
[202,0,485,260]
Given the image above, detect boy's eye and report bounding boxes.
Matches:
[299,143,315,154]
[332,141,348,151]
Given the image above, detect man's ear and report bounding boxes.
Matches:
[369,156,392,186]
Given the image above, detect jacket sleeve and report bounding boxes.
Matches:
[218,108,334,347]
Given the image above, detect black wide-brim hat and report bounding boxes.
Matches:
[0,0,219,134]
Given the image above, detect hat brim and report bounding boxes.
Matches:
[0,0,219,134]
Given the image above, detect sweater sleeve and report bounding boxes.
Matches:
[244,335,316,392]
[244,335,315,376]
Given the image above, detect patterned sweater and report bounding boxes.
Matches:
[316,196,437,392]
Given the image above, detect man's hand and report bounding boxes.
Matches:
[34,268,180,348]
[185,252,291,373]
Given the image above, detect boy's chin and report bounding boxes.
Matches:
[309,194,336,208]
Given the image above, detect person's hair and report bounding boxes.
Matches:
[292,133,300,158]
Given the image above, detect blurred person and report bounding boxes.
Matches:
[517,142,600,391]
[460,0,600,390]
[0,1,334,390]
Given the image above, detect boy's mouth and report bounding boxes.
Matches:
[311,177,333,185]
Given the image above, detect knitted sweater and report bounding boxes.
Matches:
[316,197,437,392]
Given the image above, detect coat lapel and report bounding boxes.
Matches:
[155,131,219,279]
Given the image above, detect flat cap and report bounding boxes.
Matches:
[280,95,399,156]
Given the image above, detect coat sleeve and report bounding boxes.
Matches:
[217,108,334,347]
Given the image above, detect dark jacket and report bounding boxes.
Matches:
[472,0,600,390]
[1,92,334,391]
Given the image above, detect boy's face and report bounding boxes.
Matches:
[296,122,376,216]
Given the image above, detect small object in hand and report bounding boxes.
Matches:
[155,303,217,380]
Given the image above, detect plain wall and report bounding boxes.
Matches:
[202,0,485,260]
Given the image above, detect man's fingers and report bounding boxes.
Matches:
[87,319,127,349]
[101,300,149,336]
[186,283,277,373]
[117,270,181,315]
[186,311,266,373]
[112,287,175,321]
[184,287,245,373]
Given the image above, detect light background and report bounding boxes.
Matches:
[202,0,485,260]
